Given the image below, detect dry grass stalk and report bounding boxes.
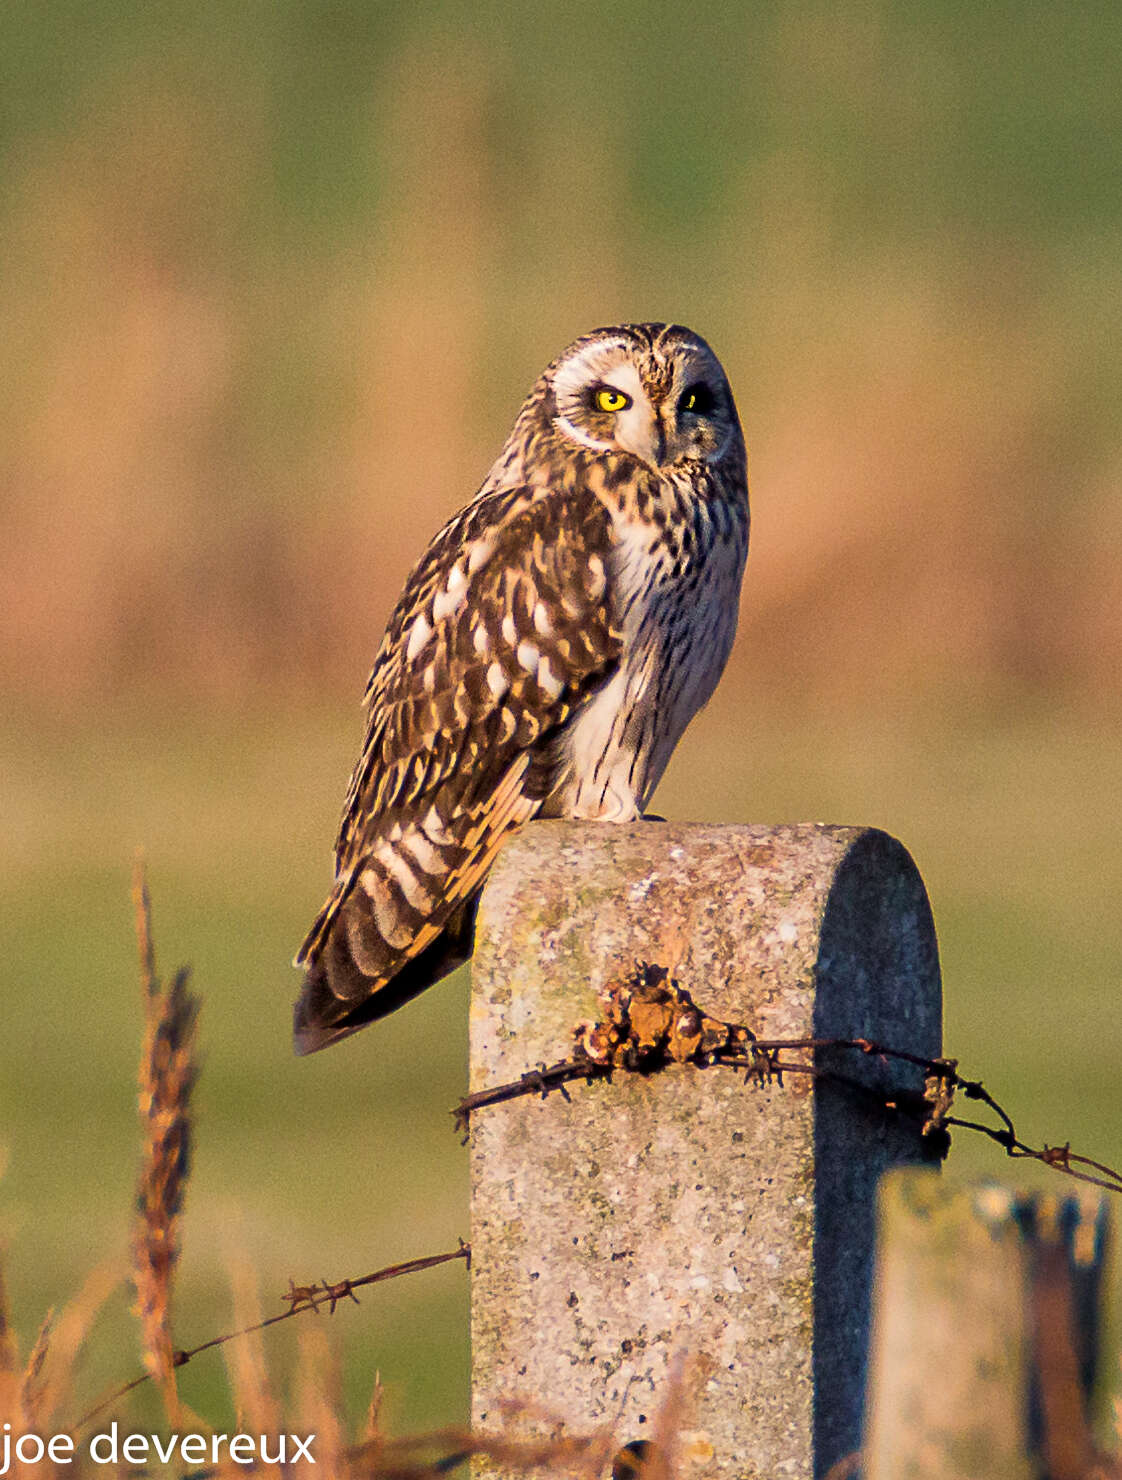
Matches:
[19,1306,54,1426]
[0,1257,17,1376]
[0,1254,19,1454]
[223,1256,283,1449]
[30,1263,121,1434]
[295,1322,345,1476]
[347,1424,613,1479]
[132,851,158,1010]
[131,859,199,1424]
[362,1369,385,1454]
[639,1352,689,1480]
[132,961,198,1420]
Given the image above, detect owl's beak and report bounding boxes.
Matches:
[622,408,670,469]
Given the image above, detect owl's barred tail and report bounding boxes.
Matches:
[292,871,478,1055]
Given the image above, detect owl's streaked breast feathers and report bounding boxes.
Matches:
[295,323,749,1054]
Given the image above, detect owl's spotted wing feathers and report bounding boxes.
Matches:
[293,486,622,1053]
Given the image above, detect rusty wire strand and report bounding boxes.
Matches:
[74,1245,469,1433]
[453,1023,1122,1198]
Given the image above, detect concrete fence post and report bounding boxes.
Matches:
[863,1170,1110,1480]
[469,821,942,1479]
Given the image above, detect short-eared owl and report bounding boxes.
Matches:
[295,323,749,1054]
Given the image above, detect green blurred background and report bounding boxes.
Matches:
[2,0,1120,1439]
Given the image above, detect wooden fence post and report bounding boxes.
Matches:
[863,1169,1110,1480]
[469,821,942,1479]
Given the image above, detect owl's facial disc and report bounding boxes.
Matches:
[551,334,735,469]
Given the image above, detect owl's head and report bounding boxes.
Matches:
[545,323,741,470]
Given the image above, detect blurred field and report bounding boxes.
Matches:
[2,0,1121,1442]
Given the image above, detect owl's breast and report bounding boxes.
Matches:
[545,487,747,821]
[635,496,748,761]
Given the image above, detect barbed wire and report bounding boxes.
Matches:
[453,962,1122,1197]
[73,1244,469,1433]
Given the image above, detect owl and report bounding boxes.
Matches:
[294,323,749,1054]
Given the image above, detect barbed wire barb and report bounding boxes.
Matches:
[453,963,1122,1200]
[73,1244,469,1433]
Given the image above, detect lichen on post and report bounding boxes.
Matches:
[469,821,942,1479]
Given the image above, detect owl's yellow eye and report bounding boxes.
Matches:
[593,386,631,413]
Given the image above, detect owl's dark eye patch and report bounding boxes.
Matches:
[678,382,715,416]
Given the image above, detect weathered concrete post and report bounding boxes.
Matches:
[470,821,942,1479]
[863,1170,1110,1480]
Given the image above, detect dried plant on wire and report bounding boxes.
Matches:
[130,858,199,1421]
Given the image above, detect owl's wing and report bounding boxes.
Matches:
[293,483,622,1054]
